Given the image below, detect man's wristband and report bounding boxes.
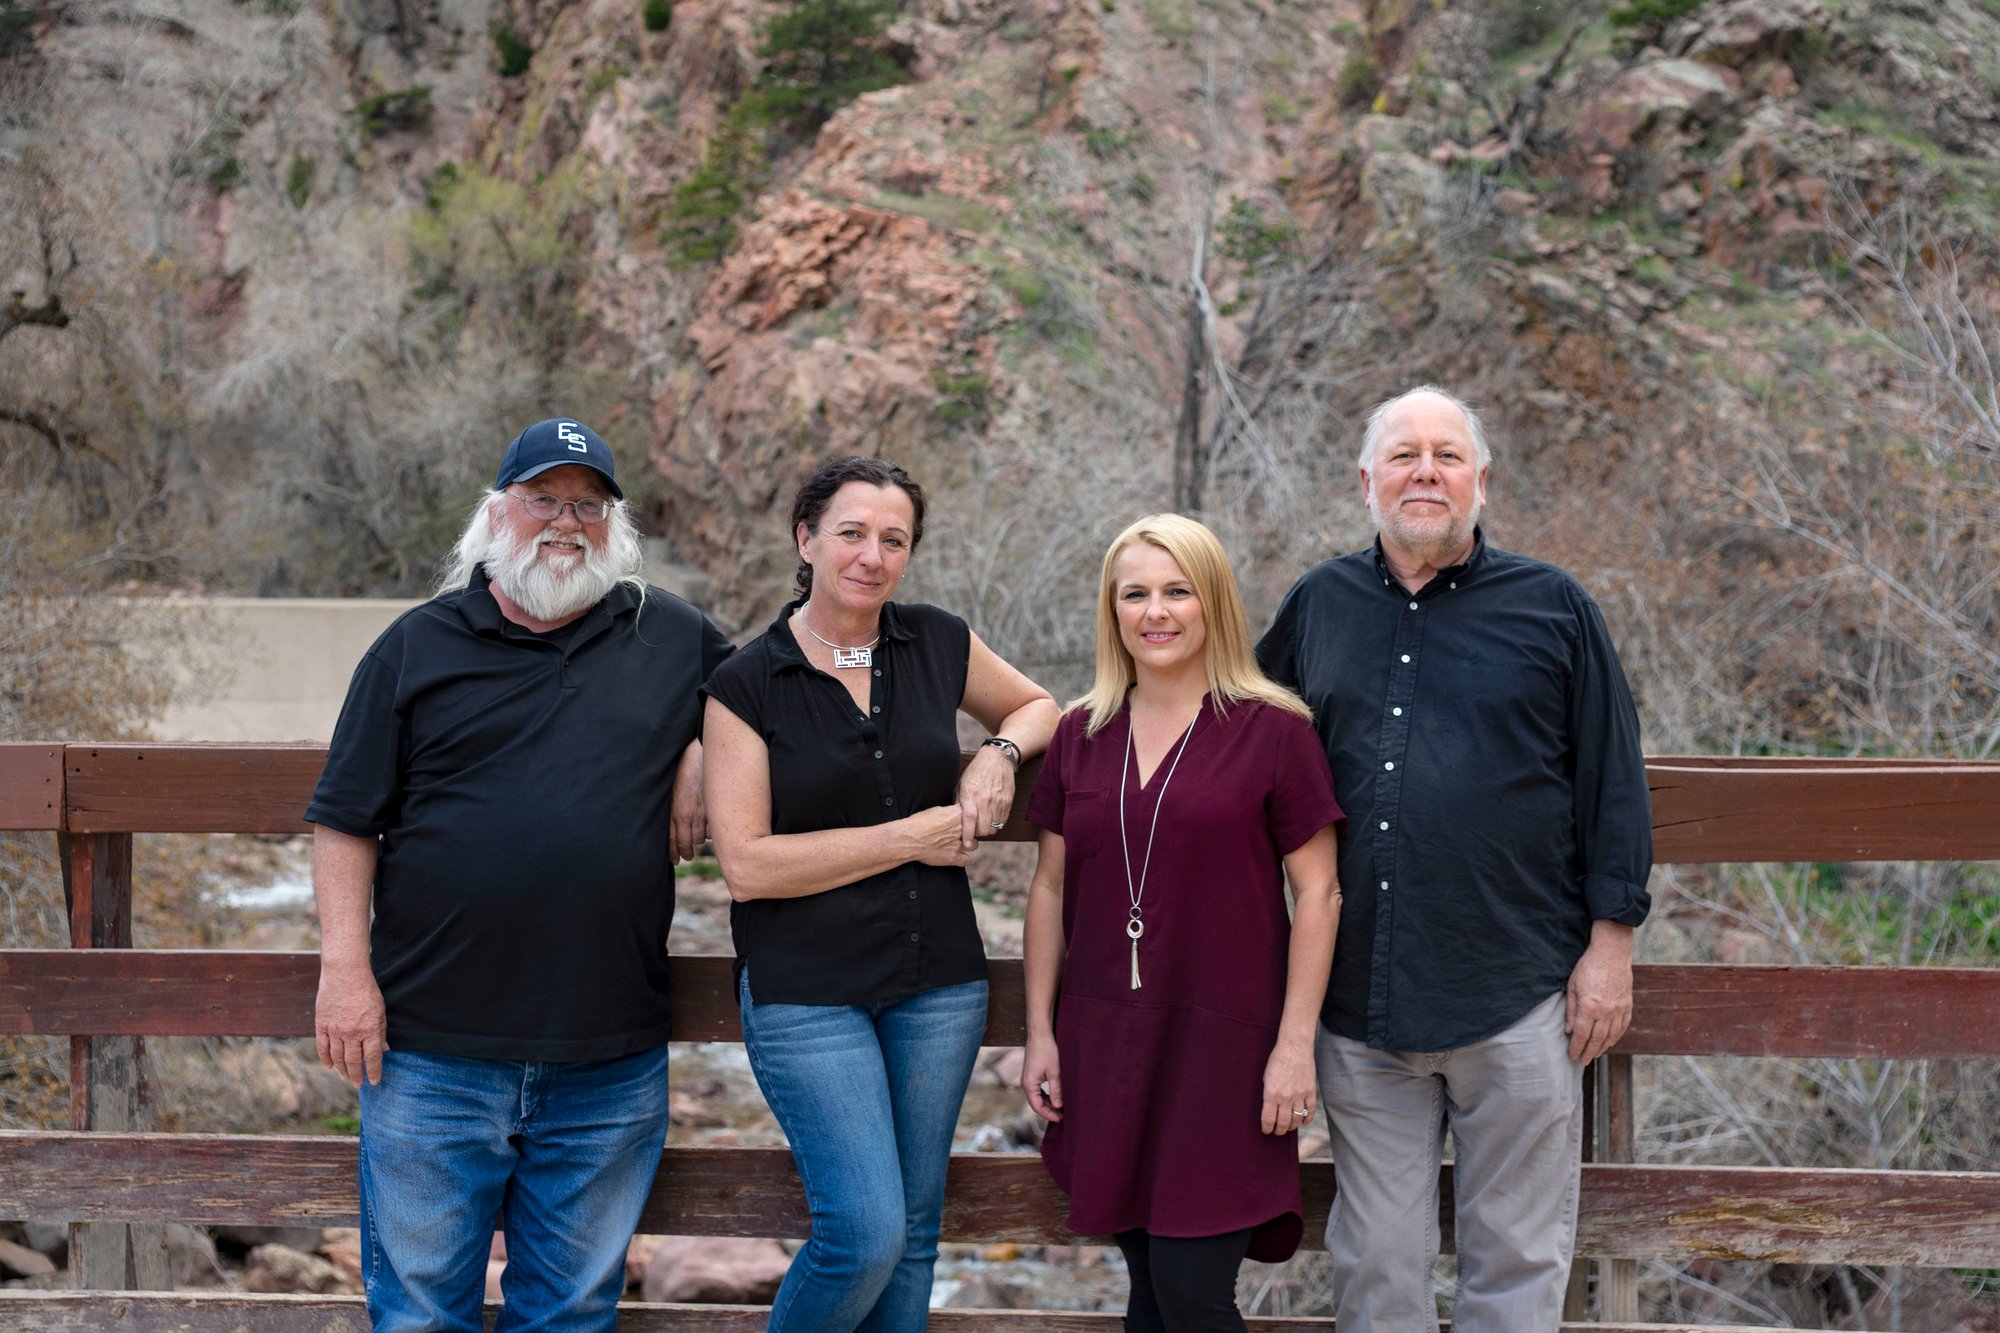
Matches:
[980,736,1022,769]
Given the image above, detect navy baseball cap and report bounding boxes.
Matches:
[494,419,624,499]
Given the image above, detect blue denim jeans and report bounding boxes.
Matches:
[357,1044,671,1333]
[740,970,988,1333]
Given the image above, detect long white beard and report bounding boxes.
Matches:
[485,520,623,623]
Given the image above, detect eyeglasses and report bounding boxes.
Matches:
[507,490,613,524]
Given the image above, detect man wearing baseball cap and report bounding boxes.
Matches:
[306,419,734,1332]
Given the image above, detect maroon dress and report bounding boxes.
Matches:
[1026,697,1342,1261]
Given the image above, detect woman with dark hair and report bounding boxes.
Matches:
[704,456,1059,1331]
[1021,513,1342,1333]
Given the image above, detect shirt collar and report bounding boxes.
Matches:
[1370,526,1487,594]
[767,598,914,671]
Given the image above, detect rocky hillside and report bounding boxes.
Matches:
[5,0,1999,738]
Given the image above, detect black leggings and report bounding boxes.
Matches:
[1114,1226,1255,1333]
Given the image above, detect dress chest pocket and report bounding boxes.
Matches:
[1062,788,1110,860]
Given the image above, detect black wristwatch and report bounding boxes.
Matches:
[980,736,1022,769]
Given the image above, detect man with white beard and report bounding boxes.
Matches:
[306,419,733,1333]
[1256,386,1653,1332]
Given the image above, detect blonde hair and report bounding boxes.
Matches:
[1074,513,1313,736]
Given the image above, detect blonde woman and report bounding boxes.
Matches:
[1021,514,1343,1333]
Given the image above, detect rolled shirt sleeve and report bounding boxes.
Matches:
[1566,590,1653,927]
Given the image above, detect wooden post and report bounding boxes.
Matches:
[1595,1052,1638,1320]
[1562,1061,1596,1319]
[58,828,172,1291]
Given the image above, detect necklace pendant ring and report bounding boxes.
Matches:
[1126,918,1144,940]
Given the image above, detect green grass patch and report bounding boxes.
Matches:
[285,152,316,209]
[1609,0,1702,27]
[1631,253,1675,288]
[1084,125,1136,159]
[352,86,434,137]
[1143,0,1194,42]
[931,369,992,425]
[584,64,630,103]
[1337,50,1379,108]
[868,189,999,235]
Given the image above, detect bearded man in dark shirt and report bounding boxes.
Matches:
[1257,386,1653,1331]
[307,419,733,1333]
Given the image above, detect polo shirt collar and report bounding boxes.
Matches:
[1369,526,1487,595]
[767,598,916,672]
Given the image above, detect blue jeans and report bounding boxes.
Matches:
[357,1044,671,1333]
[740,970,988,1333]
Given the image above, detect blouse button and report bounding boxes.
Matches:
[1379,821,1389,831]
[1408,601,1418,611]
[874,750,884,759]
[908,890,918,899]
[883,797,893,806]
[872,705,881,713]
[874,669,882,676]
[1392,707,1403,716]
[909,932,920,942]
[1399,654,1411,664]
[1384,761,1394,770]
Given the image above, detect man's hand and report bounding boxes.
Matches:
[670,740,707,863]
[316,964,387,1086]
[1565,921,1635,1064]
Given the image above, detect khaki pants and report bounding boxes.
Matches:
[1316,992,1584,1333]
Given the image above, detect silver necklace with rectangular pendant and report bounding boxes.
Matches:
[798,603,879,669]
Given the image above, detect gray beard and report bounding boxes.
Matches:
[485,526,620,622]
[1373,497,1480,567]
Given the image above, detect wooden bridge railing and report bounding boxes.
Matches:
[1,743,1998,1330]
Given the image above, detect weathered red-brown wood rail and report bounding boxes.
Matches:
[0,742,1996,1331]
[3,1132,1996,1269]
[14,743,2000,862]
[4,950,2000,1059]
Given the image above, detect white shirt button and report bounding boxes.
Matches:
[1409,601,1418,610]
[1384,761,1394,770]
[1392,707,1403,716]
[1378,821,1389,831]
[1400,654,1411,663]
[1380,880,1389,890]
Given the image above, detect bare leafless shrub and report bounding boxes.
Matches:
[1627,190,2000,1329]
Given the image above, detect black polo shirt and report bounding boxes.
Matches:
[705,600,987,1007]
[306,569,734,1061]
[1257,532,1653,1053]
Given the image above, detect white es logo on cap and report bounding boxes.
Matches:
[557,421,588,452]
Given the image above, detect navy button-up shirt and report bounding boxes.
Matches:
[1257,532,1652,1052]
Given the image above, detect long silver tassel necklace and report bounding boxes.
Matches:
[1118,710,1198,990]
